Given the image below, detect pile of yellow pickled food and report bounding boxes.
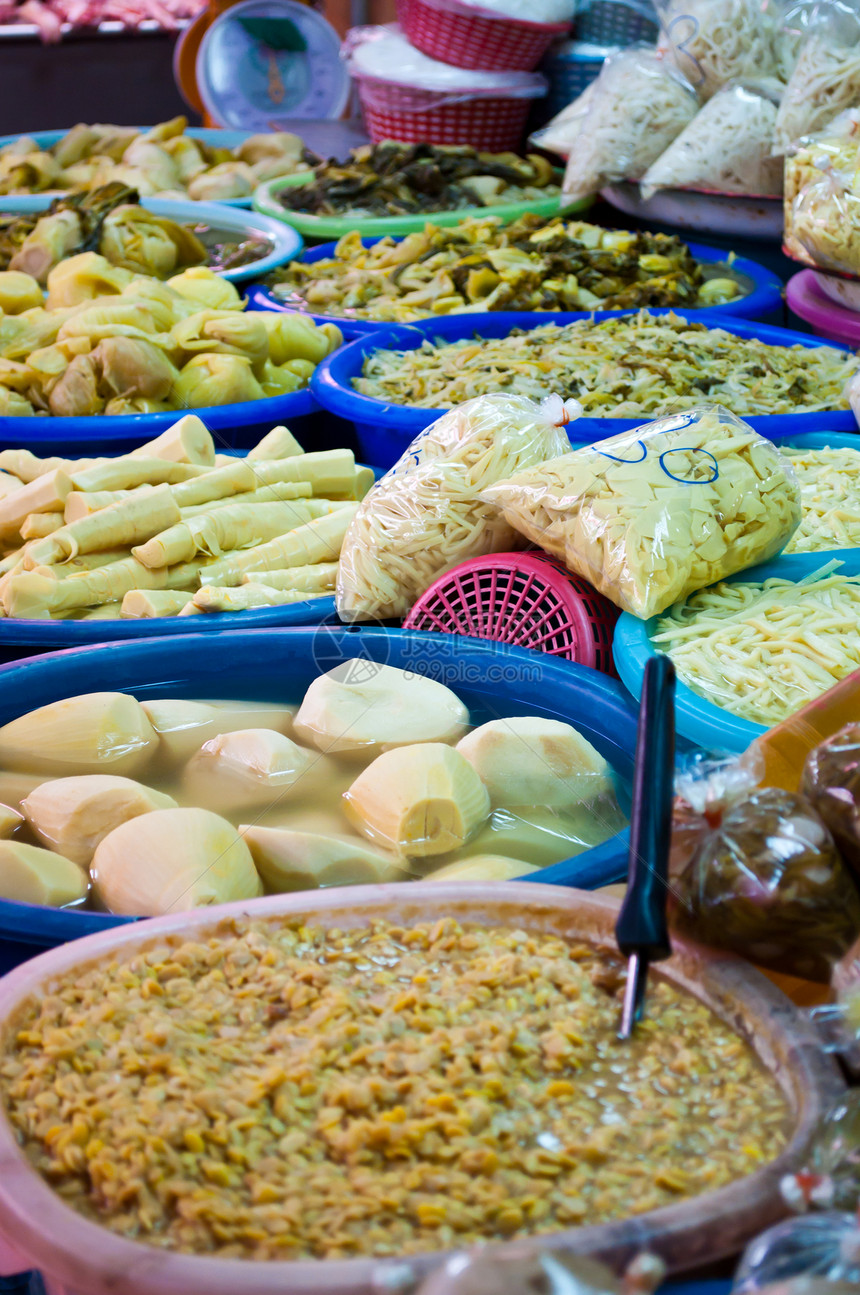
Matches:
[355,311,858,417]
[267,215,743,322]
[0,417,369,620]
[0,917,787,1258]
[0,667,626,913]
[0,258,341,417]
[0,118,312,202]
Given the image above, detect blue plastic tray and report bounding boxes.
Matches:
[245,236,784,333]
[0,128,258,207]
[613,551,860,753]
[310,309,858,469]
[774,430,860,450]
[0,627,638,972]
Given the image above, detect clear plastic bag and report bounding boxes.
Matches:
[671,785,860,982]
[733,1213,860,1291]
[336,393,575,623]
[784,121,860,274]
[560,45,698,202]
[774,0,860,151]
[802,723,860,876]
[641,80,785,197]
[481,405,801,619]
[530,79,599,159]
[655,0,781,101]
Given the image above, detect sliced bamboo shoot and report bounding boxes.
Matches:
[183,728,319,812]
[22,774,177,865]
[0,473,24,499]
[179,481,313,516]
[0,803,23,838]
[0,840,87,907]
[0,692,156,775]
[202,505,357,586]
[170,458,255,508]
[24,484,182,565]
[250,449,355,497]
[0,469,73,540]
[247,425,304,460]
[192,585,329,613]
[240,562,339,591]
[344,744,490,859]
[294,661,468,757]
[91,807,262,916]
[20,512,63,540]
[64,485,152,524]
[133,499,341,569]
[128,414,215,465]
[140,697,295,765]
[121,589,195,618]
[421,855,538,882]
[70,458,209,492]
[240,826,410,890]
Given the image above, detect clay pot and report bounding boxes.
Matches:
[0,882,844,1295]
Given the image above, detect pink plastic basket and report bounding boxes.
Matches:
[403,551,620,673]
[396,0,570,72]
[356,77,533,150]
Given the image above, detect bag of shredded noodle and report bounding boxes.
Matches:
[480,405,801,619]
[641,80,785,196]
[784,118,860,273]
[656,0,781,100]
[335,393,575,623]
[775,0,860,150]
[561,45,698,202]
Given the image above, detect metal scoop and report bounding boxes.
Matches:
[616,655,676,1039]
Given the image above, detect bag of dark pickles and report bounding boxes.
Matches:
[670,752,860,983]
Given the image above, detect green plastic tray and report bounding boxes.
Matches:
[253,171,588,240]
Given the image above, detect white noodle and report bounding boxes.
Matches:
[642,82,784,197]
[654,570,860,724]
[656,0,780,100]
[775,34,860,151]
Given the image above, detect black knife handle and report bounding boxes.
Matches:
[616,655,676,961]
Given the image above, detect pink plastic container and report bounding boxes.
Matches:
[403,551,619,672]
[786,269,860,348]
[396,0,570,72]
[345,25,547,150]
[357,78,533,149]
[0,883,843,1293]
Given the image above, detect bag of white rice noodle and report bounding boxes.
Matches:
[560,46,698,203]
[655,0,781,101]
[335,393,576,623]
[641,80,785,197]
[529,79,598,160]
[480,405,801,620]
[774,0,860,151]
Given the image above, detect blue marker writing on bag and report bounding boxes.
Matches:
[597,440,649,464]
[659,447,720,483]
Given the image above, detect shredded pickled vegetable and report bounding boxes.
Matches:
[784,445,860,552]
[355,312,857,418]
[653,569,860,725]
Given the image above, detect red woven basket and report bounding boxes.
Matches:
[397,0,570,72]
[403,551,620,673]
[356,77,533,150]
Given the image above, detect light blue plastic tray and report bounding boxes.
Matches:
[613,551,860,753]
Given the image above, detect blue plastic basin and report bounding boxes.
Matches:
[613,551,860,754]
[0,627,638,972]
[310,310,858,468]
[245,236,783,333]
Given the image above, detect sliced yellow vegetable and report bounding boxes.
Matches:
[202,504,357,586]
[0,840,87,907]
